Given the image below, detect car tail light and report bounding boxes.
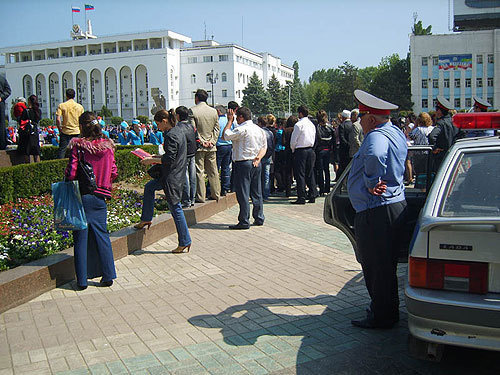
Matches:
[409,257,488,294]
[452,112,500,130]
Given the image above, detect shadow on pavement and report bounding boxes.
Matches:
[189,273,500,374]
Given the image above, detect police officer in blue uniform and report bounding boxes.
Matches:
[348,89,408,329]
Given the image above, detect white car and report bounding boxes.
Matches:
[324,113,500,360]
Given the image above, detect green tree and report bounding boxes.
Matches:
[242,72,270,115]
[266,74,285,114]
[368,54,412,110]
[136,115,149,124]
[290,61,306,111]
[98,105,113,118]
[304,81,330,112]
[329,62,362,112]
[412,20,432,35]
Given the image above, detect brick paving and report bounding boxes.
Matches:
[1,195,499,375]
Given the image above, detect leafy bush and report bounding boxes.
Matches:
[40,144,158,161]
[1,145,158,203]
[110,116,124,126]
[39,118,54,128]
[137,115,149,124]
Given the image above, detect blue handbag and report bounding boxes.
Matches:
[52,180,88,231]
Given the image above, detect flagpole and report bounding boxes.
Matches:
[71,5,74,26]
[84,8,87,38]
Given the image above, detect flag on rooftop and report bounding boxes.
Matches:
[85,4,94,10]
[72,6,81,13]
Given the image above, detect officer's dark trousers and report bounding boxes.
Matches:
[233,160,264,226]
[354,200,407,325]
[293,147,317,201]
[73,194,117,287]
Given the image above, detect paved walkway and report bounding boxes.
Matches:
[0,195,498,375]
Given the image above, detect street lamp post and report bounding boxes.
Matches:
[209,69,219,107]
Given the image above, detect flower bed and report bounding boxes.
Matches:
[0,188,167,271]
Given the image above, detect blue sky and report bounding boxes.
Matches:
[0,0,452,81]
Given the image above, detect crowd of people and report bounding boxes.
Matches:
[3,82,496,330]
[5,90,168,163]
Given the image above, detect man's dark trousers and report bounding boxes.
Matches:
[354,200,407,325]
[233,160,264,226]
[58,133,79,159]
[216,144,232,194]
[293,147,317,202]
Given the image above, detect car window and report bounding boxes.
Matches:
[441,151,500,217]
[407,148,432,193]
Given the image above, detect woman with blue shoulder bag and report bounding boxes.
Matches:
[65,111,118,290]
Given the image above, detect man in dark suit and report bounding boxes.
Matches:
[0,75,12,150]
[336,109,353,179]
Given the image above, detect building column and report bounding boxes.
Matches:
[100,70,106,114]
[44,76,50,119]
[116,67,122,118]
[131,69,137,118]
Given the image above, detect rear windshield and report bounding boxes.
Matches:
[441,151,500,217]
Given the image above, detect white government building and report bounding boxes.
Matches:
[0,26,294,122]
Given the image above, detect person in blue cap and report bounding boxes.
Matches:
[149,121,164,145]
[51,127,60,147]
[348,89,407,329]
[99,119,110,138]
[127,119,144,145]
[118,121,129,145]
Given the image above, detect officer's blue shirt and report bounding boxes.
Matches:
[347,121,407,213]
[149,131,164,145]
[216,116,233,146]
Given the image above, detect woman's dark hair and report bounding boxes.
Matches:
[79,111,103,140]
[286,115,298,128]
[154,108,176,125]
[28,95,41,122]
[316,110,328,125]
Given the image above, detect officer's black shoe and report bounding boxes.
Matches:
[290,200,306,205]
[228,223,250,230]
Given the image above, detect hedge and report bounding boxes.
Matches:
[0,144,159,204]
[40,144,159,161]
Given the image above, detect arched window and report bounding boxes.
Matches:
[191,74,196,84]
[221,72,227,82]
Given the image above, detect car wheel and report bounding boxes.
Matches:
[408,334,444,362]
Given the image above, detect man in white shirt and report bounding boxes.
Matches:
[290,105,318,204]
[223,107,267,229]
